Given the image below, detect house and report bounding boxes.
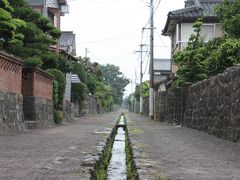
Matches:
[27,0,69,52]
[153,59,171,92]
[27,0,69,28]
[162,0,223,76]
[60,31,76,56]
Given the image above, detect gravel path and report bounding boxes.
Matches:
[126,112,240,180]
[0,110,121,180]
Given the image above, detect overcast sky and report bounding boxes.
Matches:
[61,0,185,96]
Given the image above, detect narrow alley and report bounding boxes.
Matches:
[0,109,240,179]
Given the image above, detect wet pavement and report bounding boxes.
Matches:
[0,110,122,180]
[126,112,240,180]
[1,109,240,179]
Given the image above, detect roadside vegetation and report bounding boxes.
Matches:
[0,0,129,123]
[125,0,240,106]
[172,0,240,87]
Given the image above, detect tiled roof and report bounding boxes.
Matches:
[170,0,222,18]
[162,0,223,35]
[60,31,76,56]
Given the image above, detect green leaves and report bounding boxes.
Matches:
[5,0,60,69]
[47,69,66,109]
[174,6,240,88]
[100,64,130,105]
[206,38,240,75]
[24,57,43,67]
[173,18,208,87]
[0,7,12,20]
[215,0,240,38]
[0,0,25,49]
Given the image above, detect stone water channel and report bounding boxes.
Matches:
[90,113,138,180]
[107,115,127,180]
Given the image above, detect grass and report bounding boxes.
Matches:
[125,127,139,180]
[129,128,144,134]
[122,113,139,180]
[92,114,122,180]
[94,128,116,180]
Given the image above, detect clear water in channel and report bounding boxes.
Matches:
[107,115,127,180]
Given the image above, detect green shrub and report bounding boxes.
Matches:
[57,54,72,74]
[24,57,43,67]
[41,52,59,70]
[71,83,87,102]
[72,62,87,83]
[52,80,58,108]
[47,69,66,109]
[54,110,63,124]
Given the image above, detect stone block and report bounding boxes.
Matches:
[23,96,54,129]
[63,100,75,122]
[0,90,24,134]
[232,128,240,142]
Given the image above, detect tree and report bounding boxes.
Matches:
[171,1,240,88]
[100,64,130,105]
[206,38,240,76]
[203,0,240,75]
[7,0,61,68]
[215,0,240,38]
[0,0,26,49]
[173,19,208,86]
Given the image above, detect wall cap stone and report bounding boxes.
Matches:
[23,67,54,80]
[0,50,23,66]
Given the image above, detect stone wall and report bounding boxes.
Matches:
[0,91,25,134]
[22,67,54,129]
[74,101,81,117]
[142,98,149,117]
[81,95,100,116]
[163,88,182,124]
[74,95,101,117]
[62,99,74,122]
[155,91,167,121]
[23,96,54,129]
[184,66,240,142]
[0,51,24,134]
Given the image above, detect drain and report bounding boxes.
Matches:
[107,126,127,180]
[90,113,138,180]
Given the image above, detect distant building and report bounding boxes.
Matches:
[153,59,171,92]
[162,0,223,76]
[60,31,76,56]
[59,31,81,102]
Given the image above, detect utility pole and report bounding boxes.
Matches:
[136,43,147,114]
[149,0,154,119]
[85,48,89,58]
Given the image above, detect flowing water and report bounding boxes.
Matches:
[107,115,127,180]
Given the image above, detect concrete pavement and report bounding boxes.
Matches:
[0,110,122,180]
[126,112,240,180]
[1,109,240,180]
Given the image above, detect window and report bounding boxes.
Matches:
[200,24,215,41]
[178,23,217,50]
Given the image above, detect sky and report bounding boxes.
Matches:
[61,0,185,96]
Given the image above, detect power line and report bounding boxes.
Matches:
[75,29,139,45]
[142,0,162,29]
